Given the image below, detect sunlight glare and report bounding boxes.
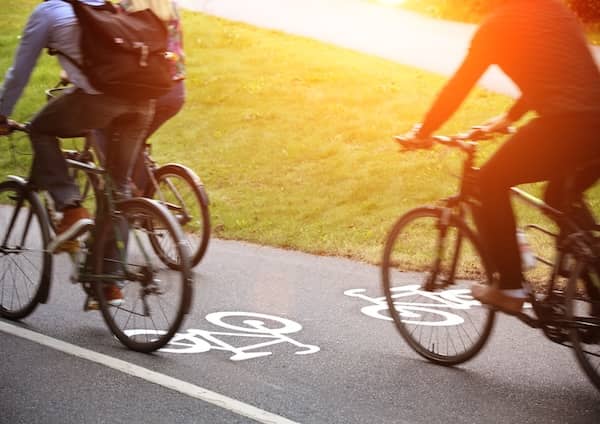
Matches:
[376,0,406,5]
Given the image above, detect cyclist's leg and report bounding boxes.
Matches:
[475,115,600,292]
[144,80,185,140]
[95,102,154,300]
[28,90,129,251]
[28,89,141,210]
[131,80,185,193]
[28,102,83,210]
[545,159,600,316]
[544,165,599,231]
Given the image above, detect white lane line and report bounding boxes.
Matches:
[0,320,300,424]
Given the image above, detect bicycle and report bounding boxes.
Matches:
[381,127,600,391]
[0,121,194,353]
[45,80,211,270]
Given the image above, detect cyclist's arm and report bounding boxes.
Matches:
[417,52,489,138]
[416,20,498,139]
[0,6,52,118]
[506,96,529,122]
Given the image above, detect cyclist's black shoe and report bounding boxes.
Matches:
[471,283,526,315]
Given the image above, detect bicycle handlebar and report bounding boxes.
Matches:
[4,120,30,134]
[45,78,71,101]
[394,126,515,153]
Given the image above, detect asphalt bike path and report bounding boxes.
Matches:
[1,332,251,424]
[2,238,600,423]
[3,1,600,422]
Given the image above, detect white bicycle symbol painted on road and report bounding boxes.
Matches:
[125,312,320,361]
[344,285,482,326]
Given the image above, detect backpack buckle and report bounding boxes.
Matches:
[133,42,149,67]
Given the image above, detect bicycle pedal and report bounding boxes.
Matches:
[580,329,600,344]
[54,240,80,254]
[514,311,540,328]
[483,302,540,328]
[48,219,94,254]
[547,331,570,345]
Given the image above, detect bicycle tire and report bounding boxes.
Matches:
[0,179,52,319]
[147,163,210,269]
[382,206,495,365]
[566,259,600,392]
[94,197,193,353]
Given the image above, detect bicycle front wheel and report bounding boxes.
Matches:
[566,260,600,392]
[148,164,210,269]
[0,179,52,319]
[94,198,193,353]
[381,206,495,365]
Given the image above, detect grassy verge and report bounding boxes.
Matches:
[400,0,600,44]
[1,1,598,267]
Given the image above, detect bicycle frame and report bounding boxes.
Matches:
[6,124,142,289]
[426,135,600,343]
[422,140,481,291]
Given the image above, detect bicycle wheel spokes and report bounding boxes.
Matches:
[150,165,210,269]
[96,199,192,352]
[0,181,51,319]
[567,263,600,391]
[382,207,494,365]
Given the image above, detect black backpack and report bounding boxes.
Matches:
[58,0,173,100]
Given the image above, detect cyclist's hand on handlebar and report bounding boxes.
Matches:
[394,123,435,151]
[477,113,515,135]
[454,115,515,142]
[59,69,71,86]
[0,115,10,136]
[0,117,24,136]
[394,135,435,150]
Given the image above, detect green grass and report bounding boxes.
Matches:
[1,1,598,267]
[400,0,600,44]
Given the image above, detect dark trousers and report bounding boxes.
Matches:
[29,88,153,209]
[93,80,185,194]
[476,113,600,289]
[29,88,153,276]
[86,83,183,276]
[132,80,185,192]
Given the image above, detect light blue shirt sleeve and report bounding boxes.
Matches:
[0,6,52,117]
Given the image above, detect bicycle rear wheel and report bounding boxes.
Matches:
[381,206,495,365]
[94,198,193,353]
[147,164,210,269]
[566,260,600,391]
[0,180,52,319]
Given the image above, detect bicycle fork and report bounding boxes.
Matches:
[425,206,461,291]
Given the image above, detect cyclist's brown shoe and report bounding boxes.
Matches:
[49,207,94,254]
[471,283,526,315]
[84,284,124,311]
[104,284,124,307]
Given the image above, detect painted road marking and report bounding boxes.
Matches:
[125,312,320,360]
[0,320,300,424]
[345,286,532,326]
[344,286,479,326]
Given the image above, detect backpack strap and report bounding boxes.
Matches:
[47,47,82,70]
[49,0,116,69]
[60,0,118,13]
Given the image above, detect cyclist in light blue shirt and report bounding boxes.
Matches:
[0,0,153,306]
